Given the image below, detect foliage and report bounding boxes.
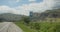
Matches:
[15,18,60,32]
[23,17,30,24]
[15,21,37,32]
[28,21,60,32]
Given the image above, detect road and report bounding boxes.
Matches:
[0,22,23,32]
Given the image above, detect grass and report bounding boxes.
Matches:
[14,21,57,32]
[15,21,60,32]
[39,22,56,32]
[14,18,60,32]
[14,21,37,32]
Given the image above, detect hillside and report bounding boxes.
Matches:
[0,13,26,21]
[43,9,60,18]
[30,9,60,21]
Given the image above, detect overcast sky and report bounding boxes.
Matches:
[0,0,60,16]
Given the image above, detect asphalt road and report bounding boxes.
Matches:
[0,22,23,32]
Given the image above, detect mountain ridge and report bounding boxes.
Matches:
[0,13,26,21]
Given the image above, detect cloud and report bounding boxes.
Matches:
[16,0,55,12]
[16,0,20,2]
[9,0,20,2]
[29,0,36,2]
[21,0,60,12]
[0,6,18,14]
[0,0,60,16]
[0,6,29,15]
[15,0,60,15]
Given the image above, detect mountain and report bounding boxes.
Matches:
[30,9,60,21]
[43,9,60,18]
[0,13,26,21]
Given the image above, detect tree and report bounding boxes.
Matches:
[23,17,30,24]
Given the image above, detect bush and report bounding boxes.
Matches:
[23,17,30,25]
[29,22,60,32]
[56,22,60,32]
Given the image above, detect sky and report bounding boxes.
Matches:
[0,0,60,16]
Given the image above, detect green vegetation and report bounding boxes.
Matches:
[15,21,37,32]
[29,22,56,32]
[15,9,60,32]
[15,16,60,32]
[22,17,30,24]
[15,21,60,32]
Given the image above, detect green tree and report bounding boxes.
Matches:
[23,17,30,24]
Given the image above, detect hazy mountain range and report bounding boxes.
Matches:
[30,9,60,21]
[0,13,26,21]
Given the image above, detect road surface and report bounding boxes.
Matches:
[0,22,23,32]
